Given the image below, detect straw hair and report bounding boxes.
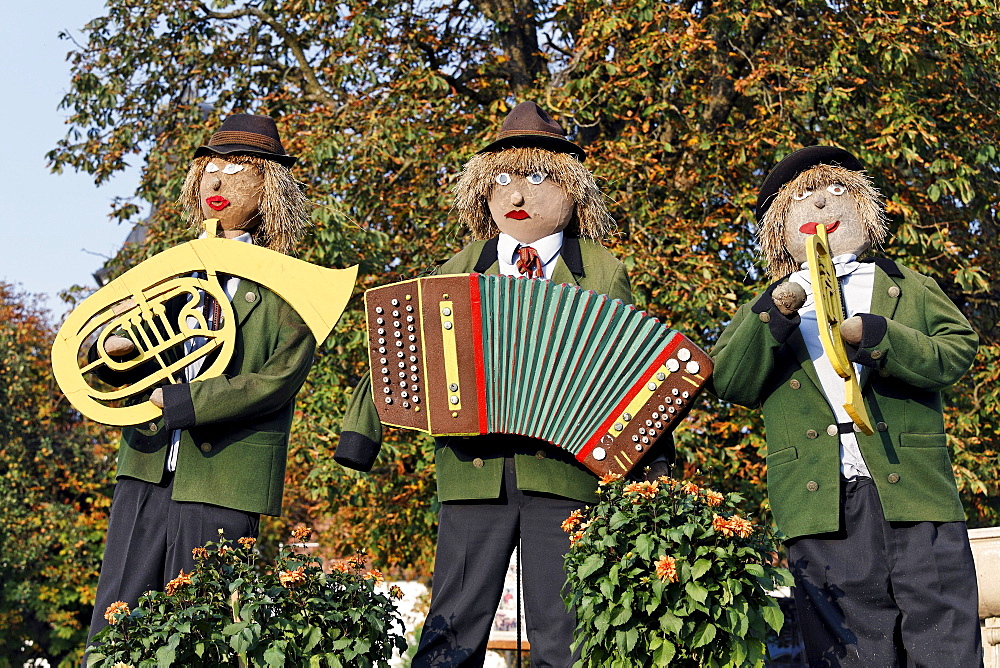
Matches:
[181,154,310,255]
[453,147,615,240]
[758,164,889,280]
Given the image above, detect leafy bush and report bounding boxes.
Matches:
[563,474,793,667]
[87,527,406,667]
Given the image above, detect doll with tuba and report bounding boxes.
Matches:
[85,114,320,648]
[710,147,981,666]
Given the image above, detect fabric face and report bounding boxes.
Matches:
[488,172,574,244]
[199,157,264,236]
[783,183,871,265]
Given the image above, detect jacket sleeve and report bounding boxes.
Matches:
[849,274,978,391]
[160,301,316,430]
[334,370,384,471]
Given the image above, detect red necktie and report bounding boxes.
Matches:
[516,246,544,278]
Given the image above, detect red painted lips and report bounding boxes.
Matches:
[206,195,230,211]
[505,210,530,220]
[798,220,840,235]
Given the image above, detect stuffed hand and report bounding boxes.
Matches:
[104,335,135,357]
[772,282,806,316]
[840,316,863,346]
[150,388,164,408]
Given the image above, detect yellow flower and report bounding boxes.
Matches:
[598,472,622,486]
[654,555,679,583]
[279,566,307,588]
[165,569,193,596]
[111,663,134,668]
[291,525,312,542]
[561,509,585,533]
[702,490,724,507]
[389,585,404,599]
[364,569,385,584]
[191,547,209,559]
[238,536,257,549]
[103,601,130,624]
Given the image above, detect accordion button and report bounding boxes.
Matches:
[385,397,392,404]
[623,413,632,421]
[535,450,546,459]
[645,419,653,427]
[677,348,691,362]
[398,352,405,358]
[614,423,624,432]
[666,359,680,372]
[592,447,607,461]
[378,338,386,345]
[442,307,452,316]
[406,305,414,312]
[408,325,415,332]
[378,347,386,354]
[658,405,666,412]
[375,307,383,314]
[675,398,683,406]
[383,387,391,394]
[382,377,389,384]
[639,428,646,435]
[399,362,405,368]
[409,335,417,342]
[403,402,410,409]
[656,372,666,381]
[682,391,690,399]
[394,332,402,338]
[450,383,459,391]
[401,391,409,398]
[642,437,650,444]
[655,421,663,429]
[444,321,453,330]
[410,345,417,352]
[377,328,385,335]
[392,310,400,317]
[411,376,419,382]
[394,321,401,328]
[376,318,384,325]
[647,382,657,391]
[473,458,485,468]
[391,299,399,306]
[631,435,639,442]
[648,429,656,436]
[635,444,643,452]
[450,396,459,404]
[396,341,403,348]
[672,388,679,396]
[411,365,418,371]
[668,407,676,414]
[686,361,701,374]
[413,396,420,403]
[652,412,659,420]
[412,384,419,392]
[407,315,414,322]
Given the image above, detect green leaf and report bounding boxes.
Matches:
[685,581,709,604]
[763,600,785,632]
[691,622,717,648]
[691,558,712,580]
[578,553,606,579]
[653,638,676,665]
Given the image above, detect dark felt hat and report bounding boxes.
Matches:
[478,101,586,161]
[194,113,297,167]
[756,146,863,221]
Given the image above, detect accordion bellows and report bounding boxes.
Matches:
[365,274,712,476]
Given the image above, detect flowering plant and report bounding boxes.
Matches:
[87,527,406,667]
[562,474,792,667]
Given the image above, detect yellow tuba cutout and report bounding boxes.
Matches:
[51,220,357,426]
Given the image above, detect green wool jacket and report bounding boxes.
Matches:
[336,236,633,503]
[102,280,316,517]
[710,259,977,540]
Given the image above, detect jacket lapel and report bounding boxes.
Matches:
[231,278,261,328]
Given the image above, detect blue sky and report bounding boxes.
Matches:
[0,1,142,318]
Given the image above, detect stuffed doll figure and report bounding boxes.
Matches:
[710,146,982,666]
[337,101,650,666]
[85,114,317,649]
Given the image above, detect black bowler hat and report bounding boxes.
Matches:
[194,113,297,167]
[478,101,586,161]
[756,146,863,221]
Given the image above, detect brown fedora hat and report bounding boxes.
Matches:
[478,101,586,161]
[756,145,863,221]
[194,113,297,167]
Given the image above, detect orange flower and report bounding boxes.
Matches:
[569,530,585,547]
[561,509,585,533]
[623,481,659,500]
[657,476,679,487]
[598,472,622,486]
[364,569,385,584]
[279,566,307,588]
[702,490,724,507]
[165,569,193,596]
[681,481,700,495]
[191,547,209,559]
[728,516,755,538]
[389,585,404,599]
[348,553,367,569]
[238,536,257,549]
[291,525,312,542]
[103,600,130,624]
[218,545,231,557]
[331,561,350,573]
[111,663,134,668]
[712,514,734,537]
[654,555,679,583]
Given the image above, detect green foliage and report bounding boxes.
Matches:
[44,0,1000,597]
[88,529,407,667]
[563,474,792,667]
[0,283,117,667]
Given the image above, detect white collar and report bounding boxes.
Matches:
[497,230,564,266]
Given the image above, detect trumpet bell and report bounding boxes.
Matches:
[52,230,357,427]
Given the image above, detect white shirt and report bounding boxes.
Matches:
[788,253,876,480]
[497,231,564,280]
[167,232,251,471]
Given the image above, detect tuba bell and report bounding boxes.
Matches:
[51,220,357,426]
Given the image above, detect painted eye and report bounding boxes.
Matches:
[222,163,245,175]
[205,162,220,173]
[792,190,812,201]
[827,183,846,196]
[495,173,511,186]
[526,172,547,185]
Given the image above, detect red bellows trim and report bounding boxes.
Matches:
[469,274,488,434]
[516,246,544,278]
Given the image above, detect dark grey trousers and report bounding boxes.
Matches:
[786,477,983,667]
[412,457,583,667]
[85,474,259,649]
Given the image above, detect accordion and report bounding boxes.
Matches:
[365,274,713,477]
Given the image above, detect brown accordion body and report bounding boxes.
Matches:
[365,274,713,476]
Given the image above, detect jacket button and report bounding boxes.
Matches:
[148,422,158,432]
[200,443,212,452]
[789,379,801,390]
[806,481,819,492]
[876,422,888,432]
[888,473,900,483]
[245,291,257,303]
[535,450,546,460]
[870,350,883,359]
[806,429,818,439]
[888,286,900,298]
[759,311,771,323]
[472,457,484,468]
[827,424,839,437]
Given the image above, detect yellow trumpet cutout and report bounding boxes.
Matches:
[806,225,874,436]
[51,219,358,426]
